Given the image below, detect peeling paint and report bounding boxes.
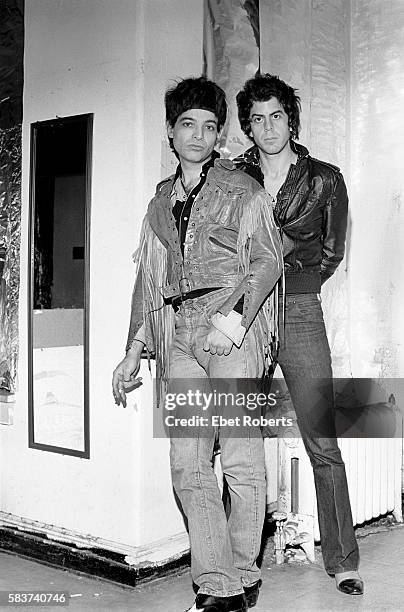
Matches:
[204,0,259,157]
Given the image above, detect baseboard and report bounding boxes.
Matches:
[0,525,190,587]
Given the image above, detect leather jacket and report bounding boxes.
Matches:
[234,142,348,293]
[126,157,282,352]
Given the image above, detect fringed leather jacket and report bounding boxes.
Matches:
[233,142,348,294]
[126,158,283,367]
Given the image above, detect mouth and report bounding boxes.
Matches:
[188,144,205,150]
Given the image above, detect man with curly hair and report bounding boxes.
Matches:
[235,73,363,596]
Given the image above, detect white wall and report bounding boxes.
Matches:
[0,0,203,558]
[349,0,404,382]
[260,0,351,376]
[260,0,404,385]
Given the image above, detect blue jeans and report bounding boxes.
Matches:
[168,289,266,597]
[277,293,359,574]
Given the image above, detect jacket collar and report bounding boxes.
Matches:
[170,150,220,199]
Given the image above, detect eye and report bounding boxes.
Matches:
[205,124,216,131]
[272,113,281,120]
[182,121,193,128]
[251,116,263,124]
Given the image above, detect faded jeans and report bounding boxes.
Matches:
[277,293,359,574]
[168,289,266,597]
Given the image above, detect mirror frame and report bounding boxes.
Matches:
[28,113,93,458]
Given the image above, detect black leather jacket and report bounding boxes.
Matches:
[234,142,348,293]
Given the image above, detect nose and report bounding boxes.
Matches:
[264,117,273,131]
[193,125,203,140]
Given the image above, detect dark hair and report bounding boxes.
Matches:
[165,76,227,131]
[236,73,301,140]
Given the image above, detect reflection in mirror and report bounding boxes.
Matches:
[28,114,92,457]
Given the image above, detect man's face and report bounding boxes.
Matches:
[167,109,219,165]
[249,98,290,155]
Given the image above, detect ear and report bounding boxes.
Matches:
[248,128,256,143]
[166,121,174,139]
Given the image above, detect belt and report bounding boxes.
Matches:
[172,287,222,310]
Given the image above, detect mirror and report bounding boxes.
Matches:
[28,114,92,457]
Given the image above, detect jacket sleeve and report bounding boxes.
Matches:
[321,172,348,283]
[125,215,158,355]
[217,190,283,331]
[126,266,147,352]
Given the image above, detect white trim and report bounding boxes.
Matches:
[0,512,189,566]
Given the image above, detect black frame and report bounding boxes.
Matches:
[28,113,93,458]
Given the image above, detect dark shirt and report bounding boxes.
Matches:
[172,151,219,254]
[171,152,243,314]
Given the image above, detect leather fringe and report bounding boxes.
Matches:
[135,218,175,408]
[237,191,284,371]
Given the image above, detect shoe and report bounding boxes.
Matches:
[336,578,364,595]
[187,592,247,611]
[244,580,262,608]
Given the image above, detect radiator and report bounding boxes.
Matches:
[340,437,403,526]
[265,434,403,556]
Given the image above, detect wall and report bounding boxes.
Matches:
[0,0,203,560]
[260,0,404,384]
[349,0,404,383]
[204,0,259,158]
[260,0,351,376]
[259,0,404,519]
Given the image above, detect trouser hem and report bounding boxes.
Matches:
[326,566,359,576]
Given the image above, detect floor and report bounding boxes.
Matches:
[1,523,403,611]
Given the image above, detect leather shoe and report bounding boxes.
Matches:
[244,580,262,608]
[336,578,364,595]
[190,592,247,611]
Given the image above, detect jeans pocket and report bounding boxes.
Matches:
[286,294,324,322]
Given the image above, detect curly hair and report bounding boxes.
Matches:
[165,76,227,131]
[236,73,301,140]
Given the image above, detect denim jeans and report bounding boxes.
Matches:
[168,289,266,597]
[276,293,359,574]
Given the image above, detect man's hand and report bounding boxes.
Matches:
[203,326,234,356]
[112,343,143,407]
